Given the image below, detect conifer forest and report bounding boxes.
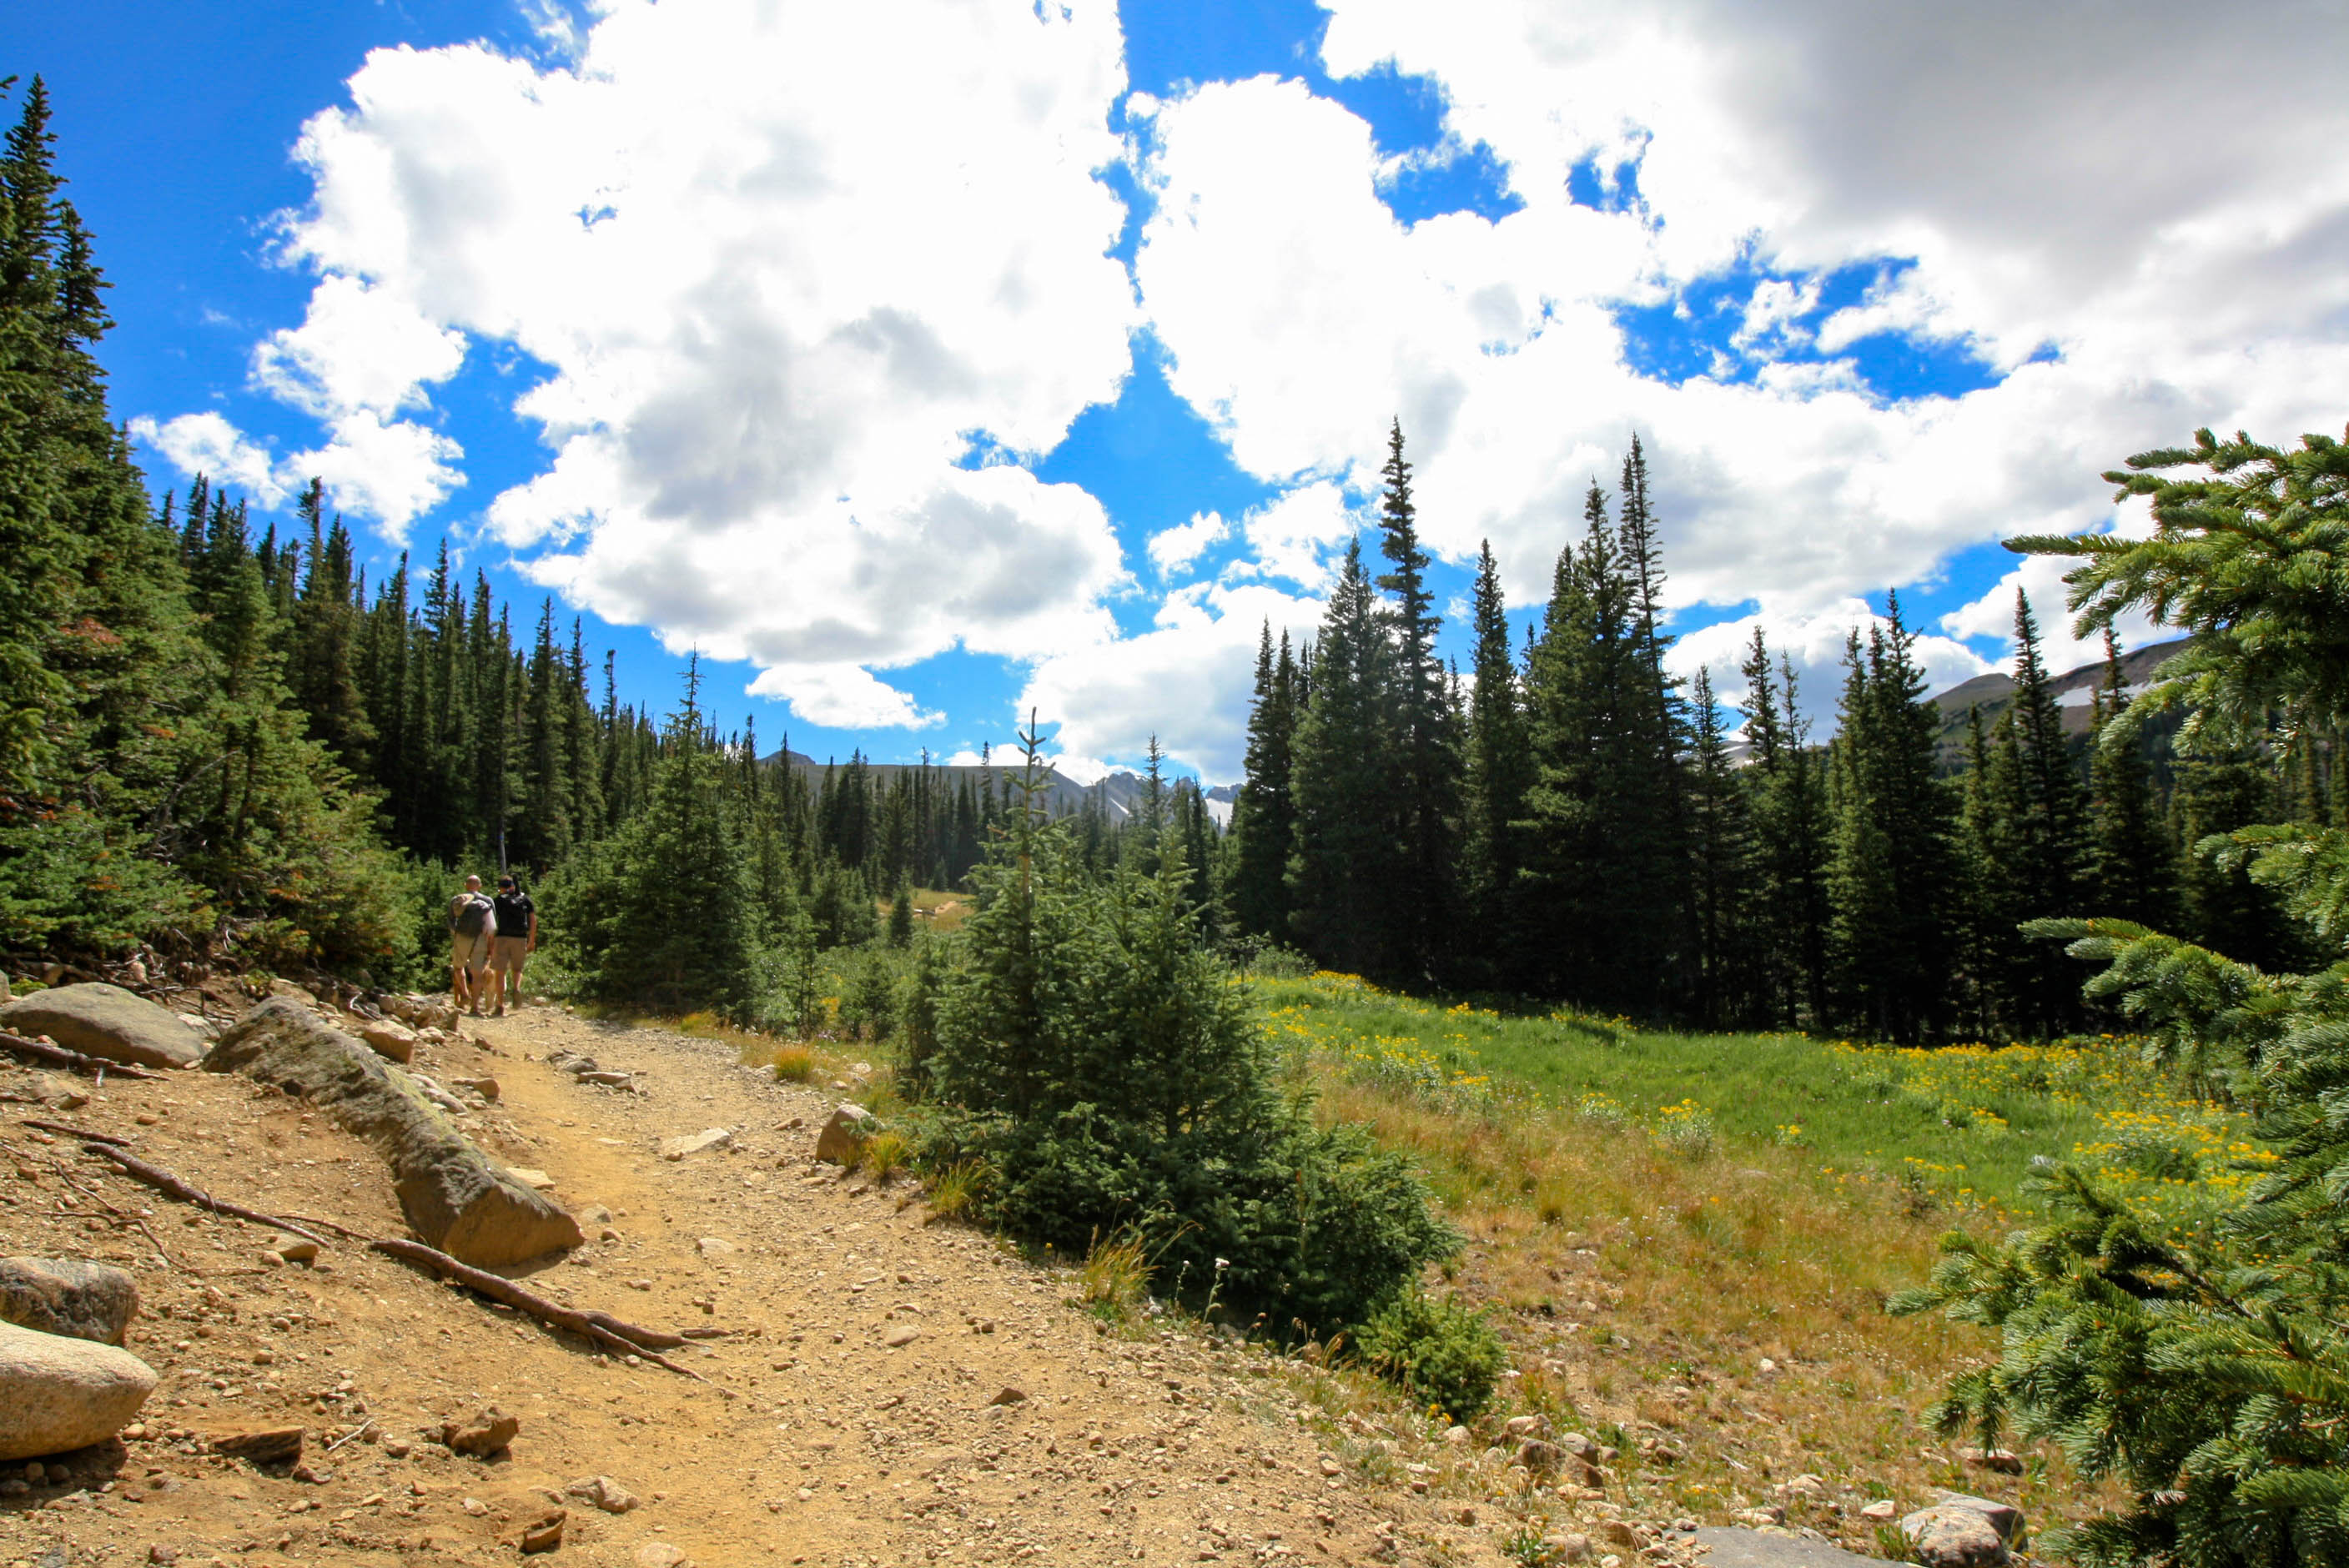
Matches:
[15,68,2349,1565]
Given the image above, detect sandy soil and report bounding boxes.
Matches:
[0,1000,1532,1568]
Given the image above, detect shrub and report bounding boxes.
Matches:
[769,1045,816,1083]
[920,782,1458,1340]
[1351,1288,1507,1423]
[842,950,900,1042]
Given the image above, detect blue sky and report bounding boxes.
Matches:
[13,0,2346,780]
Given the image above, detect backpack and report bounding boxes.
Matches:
[451,894,490,937]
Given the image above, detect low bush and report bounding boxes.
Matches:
[1351,1287,1507,1424]
[768,1045,816,1083]
[915,792,1458,1344]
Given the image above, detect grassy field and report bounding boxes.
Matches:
[1260,971,2267,1224]
[1250,970,2270,1552]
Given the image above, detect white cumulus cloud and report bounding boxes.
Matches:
[128,413,291,508]
[1147,511,1229,576]
[192,0,1139,722]
[1131,2,2349,658]
[1021,580,1329,782]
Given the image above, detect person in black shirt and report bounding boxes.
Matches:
[486,875,538,1018]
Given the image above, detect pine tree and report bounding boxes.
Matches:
[1229,625,1298,942]
[1519,480,1686,1013]
[1952,705,2019,1036]
[1461,542,1529,978]
[1288,539,1401,976]
[1737,632,1830,1025]
[1897,422,2349,1565]
[1685,665,1754,1027]
[1372,420,1457,978]
[1995,590,2092,1034]
[2087,629,2175,928]
[556,657,760,1015]
[288,480,375,769]
[1826,600,1959,1041]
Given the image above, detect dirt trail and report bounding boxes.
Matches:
[0,1002,1486,1568]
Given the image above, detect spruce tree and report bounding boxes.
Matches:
[2087,629,2175,928]
[1228,625,1298,942]
[1519,480,1686,1013]
[1826,600,1958,1041]
[1287,538,1401,976]
[1898,422,2349,1565]
[1461,541,1529,979]
[1996,590,2092,1034]
[1371,420,1457,978]
[1685,665,1754,1027]
[1737,632,1831,1025]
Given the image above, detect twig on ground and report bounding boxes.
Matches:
[324,1419,376,1452]
[0,1030,164,1079]
[276,1211,373,1242]
[367,1238,706,1380]
[83,1143,335,1247]
[20,1118,132,1145]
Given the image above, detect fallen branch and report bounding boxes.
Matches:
[21,1118,132,1146]
[365,1238,705,1380]
[83,1144,335,1248]
[0,1031,163,1080]
[276,1211,373,1242]
[73,1142,707,1383]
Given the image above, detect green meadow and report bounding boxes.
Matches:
[1256,970,2268,1222]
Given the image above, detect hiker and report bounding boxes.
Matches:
[448,873,494,1015]
[487,873,537,1018]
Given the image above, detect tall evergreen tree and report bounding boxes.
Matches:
[1288,539,1401,976]
[1738,632,1831,1025]
[1461,542,1530,975]
[1826,599,1959,1041]
[1371,420,1457,978]
[1228,625,1299,942]
[1685,665,1755,1026]
[1519,480,1686,1012]
[1994,590,2092,1034]
[2086,629,2175,928]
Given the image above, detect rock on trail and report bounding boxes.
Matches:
[0,983,206,1069]
[0,1257,140,1345]
[208,999,581,1267]
[0,1318,157,1461]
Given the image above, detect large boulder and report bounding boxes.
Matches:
[0,1259,138,1345]
[0,983,204,1069]
[209,1001,581,1266]
[0,1319,156,1460]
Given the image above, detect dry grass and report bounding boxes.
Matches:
[858,1128,912,1181]
[1310,1068,2120,1545]
[919,1158,988,1221]
[767,1043,817,1082]
[1078,1230,1155,1321]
